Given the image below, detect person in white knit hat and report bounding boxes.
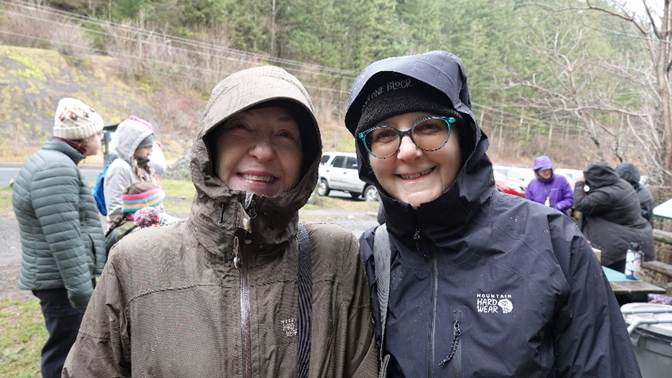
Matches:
[12,97,107,378]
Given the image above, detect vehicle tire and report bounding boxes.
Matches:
[317,178,330,196]
[350,192,361,199]
[364,185,379,202]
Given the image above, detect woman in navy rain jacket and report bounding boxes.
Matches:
[344,51,640,377]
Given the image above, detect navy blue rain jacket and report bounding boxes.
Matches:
[345,51,640,377]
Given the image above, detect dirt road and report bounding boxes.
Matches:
[0,208,378,300]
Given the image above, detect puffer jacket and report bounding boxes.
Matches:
[63,66,377,378]
[103,119,154,216]
[12,138,105,308]
[574,162,654,265]
[345,51,640,377]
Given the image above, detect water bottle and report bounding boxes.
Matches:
[625,242,642,280]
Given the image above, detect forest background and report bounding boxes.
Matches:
[1,0,672,193]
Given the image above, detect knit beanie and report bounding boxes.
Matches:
[137,134,155,149]
[356,74,461,134]
[53,97,104,139]
[121,182,165,215]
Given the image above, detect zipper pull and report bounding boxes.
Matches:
[413,228,426,258]
[233,235,241,270]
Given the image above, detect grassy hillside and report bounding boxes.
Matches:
[0,44,358,166]
[0,45,192,164]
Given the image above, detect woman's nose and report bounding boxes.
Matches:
[397,135,421,160]
[248,138,275,161]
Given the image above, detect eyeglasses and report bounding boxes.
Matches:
[357,116,457,159]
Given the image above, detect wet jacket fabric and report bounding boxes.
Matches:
[103,119,154,216]
[525,172,574,212]
[345,51,640,377]
[63,66,376,378]
[616,163,654,225]
[574,163,654,266]
[12,139,105,309]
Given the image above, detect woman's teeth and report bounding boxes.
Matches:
[400,168,433,180]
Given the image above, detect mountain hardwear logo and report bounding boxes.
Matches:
[280,318,297,337]
[476,293,513,314]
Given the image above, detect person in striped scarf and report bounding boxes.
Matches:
[105,182,178,254]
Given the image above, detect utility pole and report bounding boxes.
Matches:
[270,0,277,57]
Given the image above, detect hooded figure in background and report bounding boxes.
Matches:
[345,51,639,377]
[524,155,573,213]
[103,115,156,218]
[13,97,106,378]
[616,162,654,225]
[63,66,376,377]
[574,162,654,272]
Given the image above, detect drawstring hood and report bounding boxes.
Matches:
[345,51,495,248]
[188,66,322,260]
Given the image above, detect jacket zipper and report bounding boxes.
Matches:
[430,252,438,378]
[238,194,256,378]
[234,234,253,378]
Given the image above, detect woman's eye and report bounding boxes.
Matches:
[414,120,443,134]
[371,128,397,143]
[276,130,298,141]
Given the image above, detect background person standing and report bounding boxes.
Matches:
[12,97,106,378]
[103,115,156,219]
[574,162,654,272]
[524,155,573,214]
[616,162,654,226]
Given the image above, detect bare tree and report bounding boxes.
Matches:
[582,0,672,183]
[508,1,670,183]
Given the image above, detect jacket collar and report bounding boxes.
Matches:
[44,138,85,164]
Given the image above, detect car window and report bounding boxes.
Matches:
[320,154,330,164]
[332,156,345,168]
[345,157,358,170]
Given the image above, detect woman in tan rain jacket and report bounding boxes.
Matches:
[63,66,377,377]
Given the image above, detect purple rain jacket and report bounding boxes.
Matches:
[524,173,574,212]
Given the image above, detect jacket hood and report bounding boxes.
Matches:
[615,163,641,187]
[345,51,494,240]
[189,65,321,258]
[584,162,620,189]
[533,155,553,171]
[114,118,154,163]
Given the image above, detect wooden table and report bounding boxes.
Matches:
[603,266,666,296]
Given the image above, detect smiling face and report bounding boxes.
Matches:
[214,105,303,196]
[537,168,552,180]
[368,112,461,207]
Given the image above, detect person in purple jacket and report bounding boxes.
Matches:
[524,155,573,214]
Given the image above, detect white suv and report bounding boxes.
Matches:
[318,152,379,201]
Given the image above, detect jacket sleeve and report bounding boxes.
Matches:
[340,233,378,378]
[554,177,574,212]
[524,181,536,201]
[31,166,93,309]
[104,162,133,217]
[62,252,131,377]
[551,220,641,377]
[572,181,611,215]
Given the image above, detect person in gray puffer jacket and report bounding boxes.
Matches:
[12,97,106,378]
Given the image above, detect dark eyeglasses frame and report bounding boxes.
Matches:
[357,115,457,159]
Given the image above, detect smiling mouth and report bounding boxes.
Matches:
[398,167,434,180]
[240,173,277,183]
